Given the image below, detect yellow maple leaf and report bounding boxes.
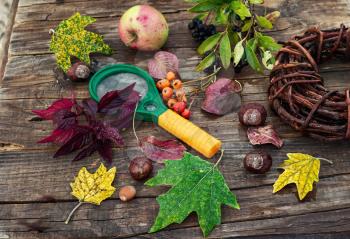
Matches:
[65,163,116,224]
[273,153,320,200]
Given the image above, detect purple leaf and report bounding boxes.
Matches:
[140,136,186,163]
[38,128,77,144]
[98,83,139,113]
[54,126,92,158]
[201,78,242,116]
[32,99,75,120]
[94,122,124,147]
[52,109,77,129]
[97,141,113,163]
[81,99,98,122]
[247,125,284,148]
[148,51,179,79]
[73,143,98,161]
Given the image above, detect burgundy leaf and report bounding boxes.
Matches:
[202,78,242,116]
[81,99,98,122]
[247,125,284,148]
[38,128,77,144]
[98,83,138,113]
[148,51,179,79]
[52,109,77,129]
[73,143,98,161]
[97,141,113,163]
[32,99,75,120]
[95,122,124,147]
[54,126,92,158]
[140,136,186,163]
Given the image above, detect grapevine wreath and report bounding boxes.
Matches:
[269,24,350,141]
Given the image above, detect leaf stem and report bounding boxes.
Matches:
[132,101,140,145]
[317,157,333,165]
[183,67,221,85]
[65,201,84,224]
[214,149,225,168]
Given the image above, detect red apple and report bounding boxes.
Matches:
[119,5,169,51]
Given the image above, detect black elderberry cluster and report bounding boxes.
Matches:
[188,18,217,43]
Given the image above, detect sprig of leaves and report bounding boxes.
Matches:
[33,84,140,162]
[188,0,281,73]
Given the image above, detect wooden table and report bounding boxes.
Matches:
[1,0,350,238]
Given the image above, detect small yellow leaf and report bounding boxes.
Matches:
[273,153,320,200]
[70,163,116,205]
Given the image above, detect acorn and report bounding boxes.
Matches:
[66,62,91,81]
[119,185,136,202]
[129,157,153,181]
[244,150,272,174]
[238,103,267,126]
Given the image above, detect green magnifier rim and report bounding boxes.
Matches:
[89,64,167,124]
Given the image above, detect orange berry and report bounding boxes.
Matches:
[166,71,176,81]
[167,98,178,109]
[162,87,173,99]
[173,102,186,114]
[181,109,191,119]
[173,79,183,89]
[156,79,170,90]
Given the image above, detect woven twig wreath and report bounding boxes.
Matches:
[269,24,350,141]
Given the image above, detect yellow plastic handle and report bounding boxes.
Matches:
[158,109,221,158]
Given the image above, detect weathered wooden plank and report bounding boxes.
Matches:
[0,134,349,202]
[0,174,349,238]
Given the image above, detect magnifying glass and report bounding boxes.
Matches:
[89,64,221,158]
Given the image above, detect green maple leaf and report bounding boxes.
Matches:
[50,12,112,72]
[145,152,239,237]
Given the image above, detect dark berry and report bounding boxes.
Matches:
[232,26,241,32]
[188,22,195,30]
[192,32,199,38]
[192,18,202,26]
[198,24,205,31]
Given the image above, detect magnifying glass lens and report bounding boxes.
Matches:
[96,73,149,100]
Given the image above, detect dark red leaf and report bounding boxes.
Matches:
[94,122,124,147]
[53,126,92,158]
[52,109,77,129]
[140,136,186,163]
[98,83,139,114]
[38,128,77,144]
[247,125,284,148]
[97,141,113,163]
[201,78,242,116]
[32,99,75,120]
[81,99,98,122]
[73,143,98,161]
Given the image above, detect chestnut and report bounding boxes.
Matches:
[129,157,153,180]
[238,103,267,126]
[66,62,91,81]
[244,150,272,174]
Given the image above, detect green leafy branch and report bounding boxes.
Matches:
[188,0,282,74]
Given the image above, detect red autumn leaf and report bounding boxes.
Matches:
[32,99,75,120]
[37,128,77,144]
[148,51,179,79]
[140,136,186,163]
[201,78,242,116]
[98,83,139,114]
[247,125,284,148]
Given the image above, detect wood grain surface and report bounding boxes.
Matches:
[0,0,350,238]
